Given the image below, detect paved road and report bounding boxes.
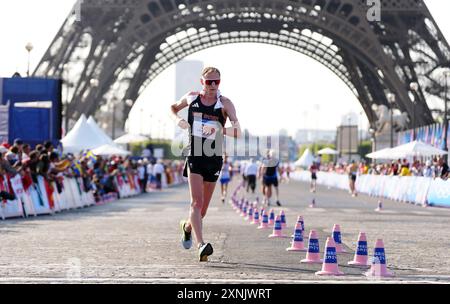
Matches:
[1,177,450,283]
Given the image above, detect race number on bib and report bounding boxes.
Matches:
[193,119,220,140]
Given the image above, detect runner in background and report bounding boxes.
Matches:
[309,162,318,193]
[219,155,232,204]
[245,158,258,194]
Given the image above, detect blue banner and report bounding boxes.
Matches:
[1,77,62,147]
[427,178,450,207]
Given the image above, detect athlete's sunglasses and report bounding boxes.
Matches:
[203,78,221,85]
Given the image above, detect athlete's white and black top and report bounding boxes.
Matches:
[182,90,226,158]
[181,90,227,182]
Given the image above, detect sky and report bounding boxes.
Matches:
[0,0,449,139]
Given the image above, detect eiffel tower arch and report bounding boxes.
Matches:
[34,0,450,136]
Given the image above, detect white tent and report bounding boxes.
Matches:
[61,114,106,154]
[92,144,131,156]
[388,140,448,158]
[317,147,339,155]
[366,148,395,159]
[113,133,149,144]
[87,116,113,145]
[295,148,315,167]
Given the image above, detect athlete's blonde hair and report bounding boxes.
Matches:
[202,67,221,77]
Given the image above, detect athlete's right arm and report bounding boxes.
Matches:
[170,91,197,129]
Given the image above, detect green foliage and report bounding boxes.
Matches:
[358,140,372,161]
[298,143,336,163]
[297,141,372,163]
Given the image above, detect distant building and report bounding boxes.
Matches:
[294,129,336,145]
[230,129,297,162]
[336,125,359,162]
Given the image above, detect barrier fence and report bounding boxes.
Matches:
[1,170,186,220]
[291,171,450,208]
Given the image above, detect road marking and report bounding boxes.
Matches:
[0,277,445,284]
[410,211,433,215]
[303,208,327,212]
[340,209,362,214]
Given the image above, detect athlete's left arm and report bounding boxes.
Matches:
[222,97,242,138]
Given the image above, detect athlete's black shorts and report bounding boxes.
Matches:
[311,173,317,180]
[263,175,278,187]
[247,175,256,190]
[183,156,223,182]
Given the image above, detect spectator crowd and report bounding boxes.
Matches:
[313,157,449,180]
[0,138,185,208]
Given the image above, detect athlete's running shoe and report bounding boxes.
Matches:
[198,242,213,262]
[276,200,281,206]
[180,220,192,249]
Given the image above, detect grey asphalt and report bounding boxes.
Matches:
[1,177,450,284]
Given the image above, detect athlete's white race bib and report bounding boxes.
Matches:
[193,119,220,140]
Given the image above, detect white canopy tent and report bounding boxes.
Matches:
[61,114,107,154]
[87,116,113,145]
[366,148,395,159]
[113,133,149,144]
[92,144,131,156]
[295,148,315,167]
[388,140,448,158]
[317,147,339,155]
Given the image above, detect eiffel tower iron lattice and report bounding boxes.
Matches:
[33,0,450,135]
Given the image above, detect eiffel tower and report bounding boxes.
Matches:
[34,0,450,137]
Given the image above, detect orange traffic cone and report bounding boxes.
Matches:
[258,209,270,229]
[268,209,275,226]
[252,208,260,225]
[365,239,394,278]
[315,237,344,276]
[240,201,248,217]
[332,224,346,253]
[297,215,305,233]
[246,205,254,221]
[286,226,306,251]
[268,215,288,238]
[291,221,302,237]
[279,210,287,229]
[301,230,322,264]
[348,232,369,267]
[236,199,243,214]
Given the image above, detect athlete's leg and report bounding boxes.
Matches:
[201,181,217,218]
[274,185,279,201]
[185,172,205,245]
[224,182,228,197]
[266,185,272,201]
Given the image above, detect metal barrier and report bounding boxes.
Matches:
[1,171,186,220]
[291,171,450,208]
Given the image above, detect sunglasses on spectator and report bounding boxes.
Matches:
[203,78,221,85]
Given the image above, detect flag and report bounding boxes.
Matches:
[82,150,97,163]
[430,124,436,146]
[436,123,443,149]
[72,160,82,176]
